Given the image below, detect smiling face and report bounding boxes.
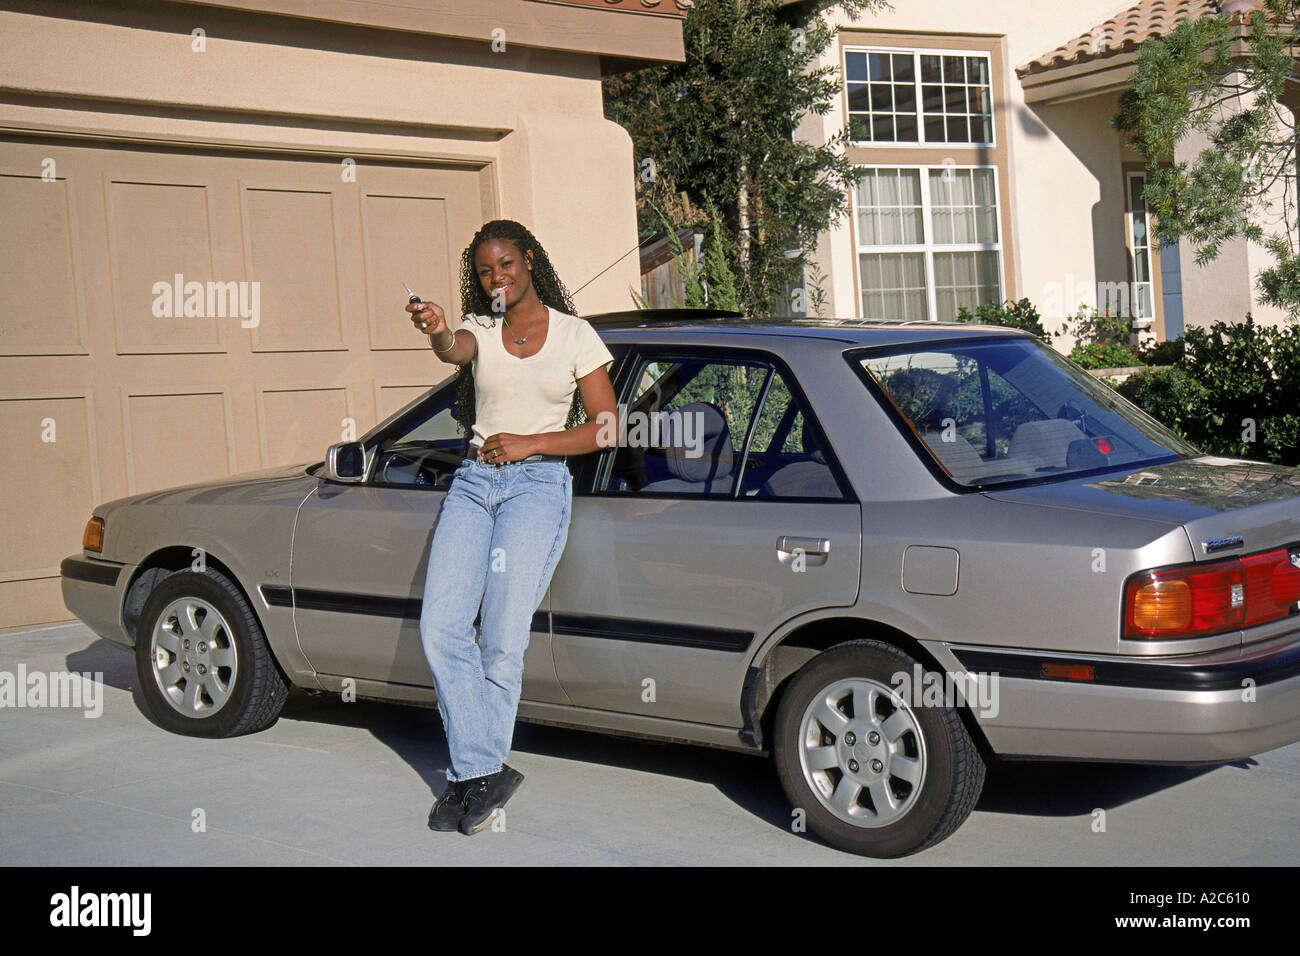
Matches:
[474,238,535,314]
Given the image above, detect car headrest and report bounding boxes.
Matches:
[660,402,734,483]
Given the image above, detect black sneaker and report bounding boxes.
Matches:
[457,765,525,835]
[427,780,467,832]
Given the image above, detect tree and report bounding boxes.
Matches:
[1113,0,1300,319]
[604,0,883,316]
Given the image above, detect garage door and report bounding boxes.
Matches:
[0,135,493,629]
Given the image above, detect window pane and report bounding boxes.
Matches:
[878,208,902,244]
[870,83,892,110]
[894,83,916,113]
[952,170,974,205]
[856,207,877,245]
[929,168,999,246]
[738,372,842,500]
[902,207,924,243]
[876,170,899,204]
[861,339,1198,486]
[892,53,915,82]
[918,52,993,144]
[872,115,893,140]
[846,52,867,83]
[894,113,918,141]
[933,250,1000,321]
[898,168,922,204]
[869,52,892,80]
[848,85,871,112]
[859,252,927,320]
[605,358,768,496]
[932,208,953,245]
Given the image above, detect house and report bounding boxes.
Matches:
[0,0,688,629]
[796,0,1292,345]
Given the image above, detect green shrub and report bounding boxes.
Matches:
[1069,341,1142,370]
[1114,366,1214,448]
[1136,336,1184,366]
[1116,316,1300,465]
[954,298,1050,339]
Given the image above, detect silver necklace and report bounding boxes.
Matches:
[501,313,528,345]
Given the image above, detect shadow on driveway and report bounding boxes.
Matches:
[67,636,1240,852]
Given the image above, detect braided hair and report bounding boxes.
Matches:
[452,220,588,450]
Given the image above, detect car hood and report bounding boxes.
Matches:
[95,461,320,517]
[984,456,1300,560]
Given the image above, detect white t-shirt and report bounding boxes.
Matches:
[459,305,614,450]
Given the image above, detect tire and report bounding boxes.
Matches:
[773,639,985,857]
[134,567,288,737]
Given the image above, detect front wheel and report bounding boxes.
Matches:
[134,568,288,737]
[773,640,985,857]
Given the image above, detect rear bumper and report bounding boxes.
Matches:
[949,629,1300,763]
[60,554,133,648]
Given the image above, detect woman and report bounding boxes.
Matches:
[407,220,617,836]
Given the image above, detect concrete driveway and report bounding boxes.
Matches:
[2,621,1297,866]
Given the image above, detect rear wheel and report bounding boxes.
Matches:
[134,568,288,737]
[773,639,985,857]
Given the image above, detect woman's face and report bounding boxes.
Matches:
[474,239,533,313]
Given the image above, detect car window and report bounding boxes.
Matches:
[600,356,766,496]
[738,370,844,499]
[858,337,1197,487]
[369,381,463,488]
[598,353,845,500]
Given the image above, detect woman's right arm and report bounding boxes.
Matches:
[406,299,476,366]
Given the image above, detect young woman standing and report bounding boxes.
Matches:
[406,220,617,835]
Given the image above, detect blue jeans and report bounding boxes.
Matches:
[419,456,572,782]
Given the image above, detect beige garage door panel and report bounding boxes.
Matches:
[107,178,224,355]
[0,172,86,356]
[0,136,491,628]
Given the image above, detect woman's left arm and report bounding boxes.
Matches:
[477,365,619,462]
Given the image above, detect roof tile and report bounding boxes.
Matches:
[1017,0,1262,77]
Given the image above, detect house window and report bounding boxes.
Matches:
[846,49,993,145]
[1127,173,1154,319]
[853,166,1002,321]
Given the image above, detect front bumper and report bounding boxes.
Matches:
[60,554,134,648]
[946,628,1300,763]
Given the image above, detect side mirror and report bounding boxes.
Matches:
[324,441,369,483]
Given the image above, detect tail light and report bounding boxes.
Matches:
[1125,548,1300,640]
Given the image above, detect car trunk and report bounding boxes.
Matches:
[982,456,1300,561]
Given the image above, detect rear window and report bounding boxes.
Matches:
[854,337,1197,488]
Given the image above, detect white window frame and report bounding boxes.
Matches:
[852,163,1005,322]
[843,46,997,149]
[1126,171,1155,320]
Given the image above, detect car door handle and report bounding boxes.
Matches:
[776,536,830,566]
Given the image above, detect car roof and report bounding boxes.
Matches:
[584,313,1034,350]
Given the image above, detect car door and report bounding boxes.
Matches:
[549,345,862,728]
[289,380,566,702]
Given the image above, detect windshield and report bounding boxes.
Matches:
[854,336,1198,488]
